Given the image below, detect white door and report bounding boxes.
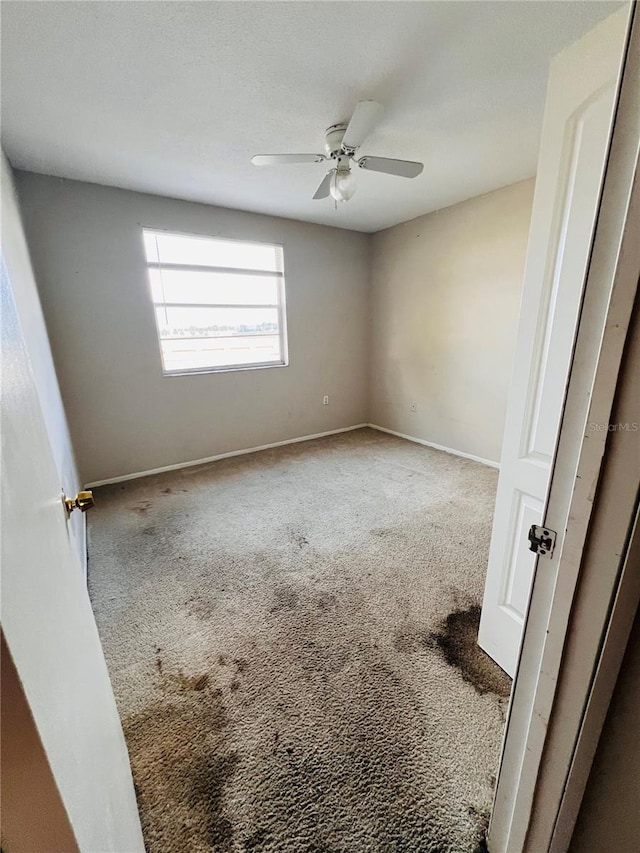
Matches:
[478,8,628,677]
[1,267,144,845]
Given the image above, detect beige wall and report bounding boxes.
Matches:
[369,179,535,465]
[1,634,78,853]
[570,605,640,852]
[16,172,370,485]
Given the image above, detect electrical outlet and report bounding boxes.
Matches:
[323,395,329,405]
[410,401,417,413]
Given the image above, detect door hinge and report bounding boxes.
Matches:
[528,524,557,558]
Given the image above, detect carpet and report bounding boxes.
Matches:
[88,427,510,853]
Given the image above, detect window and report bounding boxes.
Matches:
[142,229,287,375]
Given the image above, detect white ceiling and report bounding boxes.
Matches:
[1,1,619,232]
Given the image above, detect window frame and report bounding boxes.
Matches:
[141,227,289,377]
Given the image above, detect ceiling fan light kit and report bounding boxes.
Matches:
[330,168,356,202]
[251,100,424,204]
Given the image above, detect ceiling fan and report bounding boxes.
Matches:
[251,100,423,203]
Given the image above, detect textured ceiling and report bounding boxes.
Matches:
[1,1,620,232]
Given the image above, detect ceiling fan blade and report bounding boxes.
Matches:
[313,171,333,200]
[342,100,383,151]
[357,156,423,178]
[251,154,327,166]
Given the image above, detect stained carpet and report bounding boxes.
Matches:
[88,427,510,853]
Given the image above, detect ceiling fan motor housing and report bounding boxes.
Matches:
[324,124,351,159]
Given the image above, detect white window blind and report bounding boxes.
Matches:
[142,229,288,375]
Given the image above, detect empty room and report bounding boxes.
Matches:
[2,3,639,853]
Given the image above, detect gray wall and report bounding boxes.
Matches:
[16,173,370,484]
[369,179,534,464]
[1,153,85,567]
[16,173,534,484]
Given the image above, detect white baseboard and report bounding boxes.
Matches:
[367,423,500,470]
[84,423,369,488]
[85,421,499,487]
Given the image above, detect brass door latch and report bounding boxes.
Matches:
[64,490,95,514]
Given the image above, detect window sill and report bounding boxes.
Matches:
[161,360,288,378]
